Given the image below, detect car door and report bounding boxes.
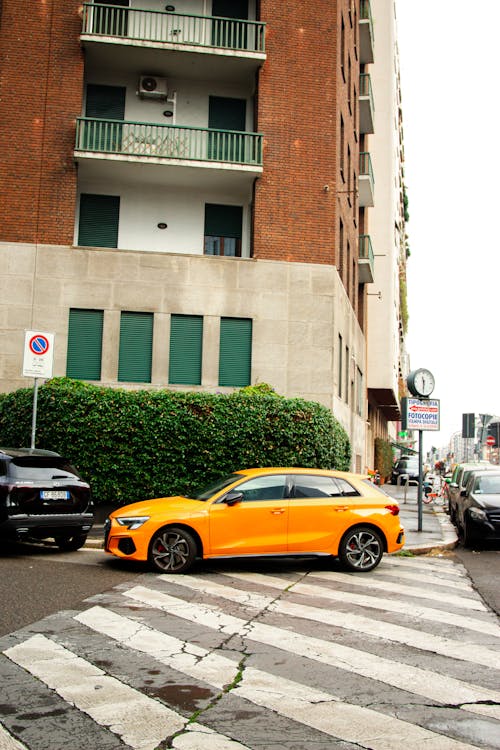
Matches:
[208,473,289,555]
[287,474,360,552]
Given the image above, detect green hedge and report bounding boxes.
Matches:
[0,378,351,506]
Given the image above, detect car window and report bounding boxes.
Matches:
[476,475,500,493]
[8,457,81,480]
[333,477,360,496]
[292,475,340,498]
[195,473,241,500]
[233,475,287,502]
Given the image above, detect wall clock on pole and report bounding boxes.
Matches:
[407,368,435,398]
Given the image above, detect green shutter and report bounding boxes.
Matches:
[219,317,252,387]
[66,309,103,380]
[78,194,120,248]
[118,312,153,383]
[205,204,243,238]
[169,315,203,385]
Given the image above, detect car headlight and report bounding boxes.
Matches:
[115,516,150,530]
[469,507,487,522]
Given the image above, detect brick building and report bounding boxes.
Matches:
[0,0,408,470]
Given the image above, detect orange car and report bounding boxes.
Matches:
[104,467,405,573]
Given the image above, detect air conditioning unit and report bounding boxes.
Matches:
[138,76,168,100]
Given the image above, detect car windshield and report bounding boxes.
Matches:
[194,473,242,500]
[475,475,500,493]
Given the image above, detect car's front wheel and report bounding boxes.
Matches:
[459,516,479,549]
[149,526,197,573]
[339,526,384,572]
[55,533,87,552]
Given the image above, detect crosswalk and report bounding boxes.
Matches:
[1,554,499,750]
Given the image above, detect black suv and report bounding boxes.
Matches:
[0,448,93,550]
[390,456,419,485]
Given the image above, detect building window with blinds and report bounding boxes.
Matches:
[66,308,104,380]
[169,314,203,385]
[118,311,153,383]
[218,317,252,387]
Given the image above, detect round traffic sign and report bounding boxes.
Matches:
[486,435,496,446]
[29,334,50,356]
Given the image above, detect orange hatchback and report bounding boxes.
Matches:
[105,468,405,574]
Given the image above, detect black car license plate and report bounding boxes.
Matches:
[40,490,70,500]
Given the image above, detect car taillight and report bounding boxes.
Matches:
[385,504,400,516]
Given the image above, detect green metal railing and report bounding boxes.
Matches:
[81,3,266,53]
[359,73,374,110]
[360,152,374,183]
[360,0,374,27]
[75,118,263,167]
[359,235,374,265]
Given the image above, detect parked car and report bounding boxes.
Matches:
[390,456,419,485]
[447,461,495,522]
[454,469,500,547]
[0,448,94,550]
[105,467,405,574]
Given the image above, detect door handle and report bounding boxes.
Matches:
[270,508,285,515]
[334,506,349,511]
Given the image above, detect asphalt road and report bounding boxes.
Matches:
[0,542,146,636]
[1,540,499,637]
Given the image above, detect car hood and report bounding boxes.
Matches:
[470,493,500,510]
[110,495,206,518]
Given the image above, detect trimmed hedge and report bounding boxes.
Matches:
[0,378,351,506]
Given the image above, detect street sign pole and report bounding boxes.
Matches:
[417,429,423,532]
[31,378,39,450]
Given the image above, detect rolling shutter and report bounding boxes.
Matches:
[118,312,153,383]
[169,315,203,385]
[219,317,252,387]
[66,309,103,380]
[78,194,120,248]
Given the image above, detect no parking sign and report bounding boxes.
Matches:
[22,330,55,378]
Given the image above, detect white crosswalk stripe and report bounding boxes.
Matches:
[1,556,499,750]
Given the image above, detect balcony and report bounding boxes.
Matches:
[359,0,374,64]
[358,235,374,284]
[74,118,263,188]
[81,4,266,83]
[359,152,374,207]
[359,73,374,134]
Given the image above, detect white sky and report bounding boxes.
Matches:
[395,1,500,451]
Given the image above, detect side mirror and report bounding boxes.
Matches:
[460,489,467,497]
[225,491,243,506]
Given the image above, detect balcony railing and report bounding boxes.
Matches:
[81,3,266,54]
[359,235,374,284]
[359,151,375,206]
[75,118,263,167]
[359,0,374,64]
[359,73,375,134]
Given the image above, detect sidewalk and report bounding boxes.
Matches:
[85,484,459,554]
[382,482,458,554]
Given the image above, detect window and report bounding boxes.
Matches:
[169,314,203,385]
[234,475,287,502]
[292,475,339,498]
[335,478,360,497]
[118,311,153,383]
[345,345,349,402]
[204,204,243,257]
[66,309,103,380]
[356,366,363,416]
[219,317,252,387]
[78,193,120,248]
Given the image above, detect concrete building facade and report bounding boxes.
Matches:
[0,0,406,471]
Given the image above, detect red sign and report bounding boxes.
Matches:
[486,436,496,446]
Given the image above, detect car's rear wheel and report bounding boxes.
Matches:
[149,526,197,573]
[339,526,383,572]
[55,533,87,551]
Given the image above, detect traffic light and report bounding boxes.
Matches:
[462,413,475,439]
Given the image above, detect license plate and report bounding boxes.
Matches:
[40,490,70,500]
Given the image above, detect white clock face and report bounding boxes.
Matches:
[414,369,434,396]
